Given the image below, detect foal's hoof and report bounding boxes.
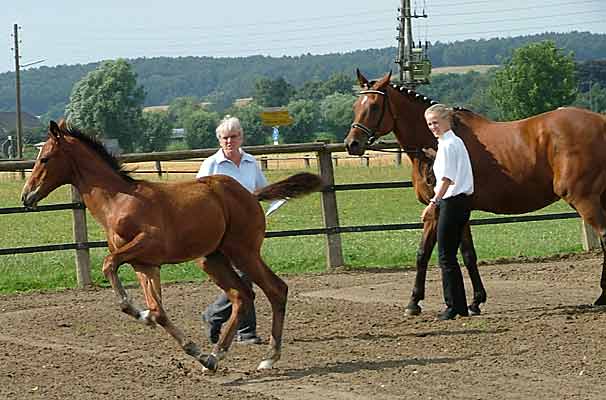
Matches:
[137,310,157,327]
[468,304,482,316]
[257,359,275,370]
[405,304,422,316]
[201,354,219,372]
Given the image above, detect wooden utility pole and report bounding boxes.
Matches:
[13,24,23,160]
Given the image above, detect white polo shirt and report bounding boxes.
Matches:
[196,149,268,193]
[432,130,474,199]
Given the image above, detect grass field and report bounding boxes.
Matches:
[0,163,585,294]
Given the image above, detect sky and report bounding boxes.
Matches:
[1,0,605,74]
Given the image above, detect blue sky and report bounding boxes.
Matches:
[2,0,604,73]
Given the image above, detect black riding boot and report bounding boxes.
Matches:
[439,266,469,320]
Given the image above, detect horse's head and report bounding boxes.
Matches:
[344,69,395,156]
[21,120,74,208]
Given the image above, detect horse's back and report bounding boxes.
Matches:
[142,175,265,262]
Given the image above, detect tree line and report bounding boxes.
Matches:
[0,31,604,119]
[57,40,604,155]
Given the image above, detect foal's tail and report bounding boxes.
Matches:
[255,172,325,201]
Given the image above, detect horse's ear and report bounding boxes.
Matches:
[49,120,63,140]
[356,68,369,88]
[376,71,392,89]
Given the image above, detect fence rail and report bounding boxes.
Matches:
[0,141,597,287]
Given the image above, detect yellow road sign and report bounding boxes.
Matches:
[260,108,293,126]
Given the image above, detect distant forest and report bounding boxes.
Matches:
[0,31,605,118]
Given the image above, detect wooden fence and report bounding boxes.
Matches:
[0,141,600,287]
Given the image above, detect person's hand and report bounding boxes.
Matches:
[421,203,436,222]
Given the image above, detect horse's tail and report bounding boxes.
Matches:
[255,172,325,202]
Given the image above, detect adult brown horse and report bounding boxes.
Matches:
[345,69,606,315]
[21,120,324,372]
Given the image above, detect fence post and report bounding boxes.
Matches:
[317,148,344,269]
[395,152,402,166]
[581,221,601,251]
[260,156,268,170]
[71,186,92,287]
[155,160,163,177]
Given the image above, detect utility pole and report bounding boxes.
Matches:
[395,0,430,89]
[12,23,23,160]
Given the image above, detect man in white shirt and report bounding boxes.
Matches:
[198,116,265,344]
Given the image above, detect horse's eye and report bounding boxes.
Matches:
[40,157,49,164]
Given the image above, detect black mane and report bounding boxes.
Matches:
[64,126,135,182]
[389,82,438,106]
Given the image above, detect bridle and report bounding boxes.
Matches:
[351,88,423,156]
[350,89,394,146]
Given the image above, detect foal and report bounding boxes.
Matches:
[21,121,324,372]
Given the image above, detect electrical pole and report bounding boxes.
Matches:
[395,0,430,89]
[13,23,23,160]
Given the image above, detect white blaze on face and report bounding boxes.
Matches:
[361,96,369,105]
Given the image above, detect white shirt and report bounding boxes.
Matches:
[432,130,474,199]
[196,149,268,193]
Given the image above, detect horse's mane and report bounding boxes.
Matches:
[387,82,438,107]
[62,125,135,183]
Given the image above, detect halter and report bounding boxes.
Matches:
[350,89,396,146]
[351,87,424,156]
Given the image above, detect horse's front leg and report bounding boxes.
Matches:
[133,266,214,370]
[102,233,150,321]
[459,223,487,315]
[405,214,438,316]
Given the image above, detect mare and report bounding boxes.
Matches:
[21,121,324,372]
[345,69,606,315]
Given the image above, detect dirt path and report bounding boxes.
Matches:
[2,256,606,399]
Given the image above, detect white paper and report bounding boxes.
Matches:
[265,199,288,217]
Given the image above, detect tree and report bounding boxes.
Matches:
[320,93,356,140]
[573,82,606,113]
[281,99,320,143]
[65,59,146,152]
[254,77,295,107]
[488,41,577,120]
[168,96,201,125]
[229,102,268,145]
[183,109,220,149]
[139,111,172,152]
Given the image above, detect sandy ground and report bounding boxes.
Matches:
[2,254,606,399]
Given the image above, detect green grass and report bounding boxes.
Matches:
[0,164,586,293]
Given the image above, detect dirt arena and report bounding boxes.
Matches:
[2,254,606,399]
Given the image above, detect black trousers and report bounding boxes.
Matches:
[437,194,471,313]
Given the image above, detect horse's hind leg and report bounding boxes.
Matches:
[197,252,254,371]
[459,223,487,315]
[133,265,213,369]
[564,196,606,305]
[231,252,288,370]
[406,217,438,316]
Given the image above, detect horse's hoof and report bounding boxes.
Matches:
[593,295,606,306]
[257,359,274,370]
[137,310,156,327]
[202,354,219,372]
[405,304,422,316]
[468,304,482,316]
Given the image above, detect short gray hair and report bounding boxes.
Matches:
[424,103,453,121]
[215,116,244,140]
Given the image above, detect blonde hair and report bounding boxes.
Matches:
[215,115,244,140]
[424,104,453,122]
